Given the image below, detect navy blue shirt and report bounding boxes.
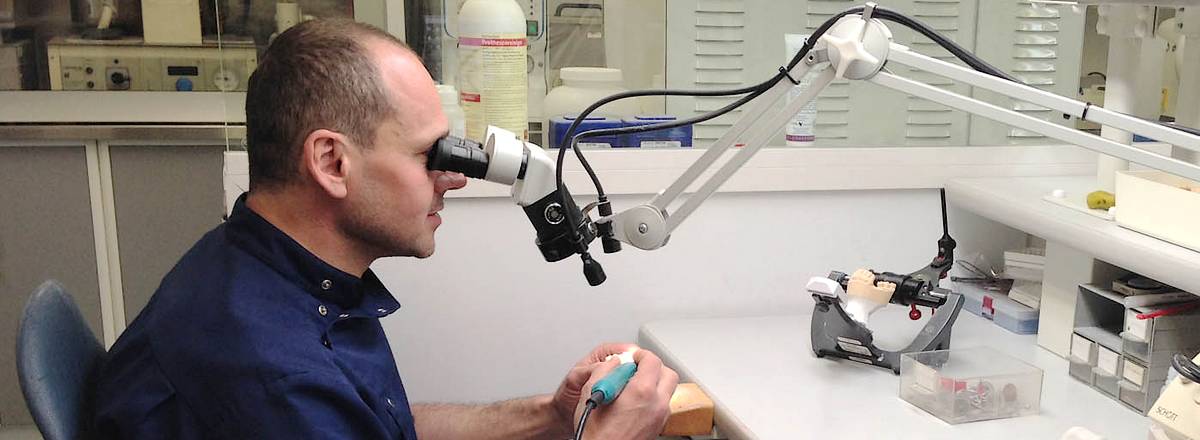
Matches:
[94,194,418,439]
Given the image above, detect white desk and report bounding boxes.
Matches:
[639,312,1148,440]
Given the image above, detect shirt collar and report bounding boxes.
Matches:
[224,193,400,318]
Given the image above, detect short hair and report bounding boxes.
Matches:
[245,19,410,190]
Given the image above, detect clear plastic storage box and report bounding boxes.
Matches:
[899,348,1043,424]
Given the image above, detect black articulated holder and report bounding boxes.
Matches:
[809,188,964,374]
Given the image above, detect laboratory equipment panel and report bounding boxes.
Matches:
[47,37,257,92]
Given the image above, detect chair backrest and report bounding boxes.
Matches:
[16,280,105,440]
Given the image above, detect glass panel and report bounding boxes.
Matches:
[216,0,358,51]
[0,0,253,92]
[406,0,667,147]
[402,1,1104,149]
[215,0,392,148]
[0,1,1173,151]
[1,0,73,91]
[0,0,383,131]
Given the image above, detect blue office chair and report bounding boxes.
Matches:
[16,280,106,440]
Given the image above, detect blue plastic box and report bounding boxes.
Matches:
[549,116,623,149]
[619,116,694,148]
[954,281,1040,335]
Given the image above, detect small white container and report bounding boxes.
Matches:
[542,67,639,132]
[1115,170,1200,252]
[437,84,467,139]
[1003,247,1045,282]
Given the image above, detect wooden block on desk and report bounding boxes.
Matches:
[662,383,714,437]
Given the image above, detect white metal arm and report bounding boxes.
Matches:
[601,7,1200,251]
[881,46,1200,177]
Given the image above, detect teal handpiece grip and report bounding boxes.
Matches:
[590,363,638,405]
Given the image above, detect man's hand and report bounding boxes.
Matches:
[561,345,679,439]
[413,343,676,440]
[551,343,637,430]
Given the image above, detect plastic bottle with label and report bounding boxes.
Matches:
[784,34,818,147]
[457,0,528,141]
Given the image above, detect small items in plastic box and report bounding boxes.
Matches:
[899,347,1043,424]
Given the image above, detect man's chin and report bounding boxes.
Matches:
[413,243,435,259]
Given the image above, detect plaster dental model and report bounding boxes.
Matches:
[845,269,897,324]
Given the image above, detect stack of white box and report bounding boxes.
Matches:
[0,39,31,90]
[1118,303,1200,413]
[1004,247,1045,309]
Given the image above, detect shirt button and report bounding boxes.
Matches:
[338,313,349,319]
[318,304,328,316]
[386,397,395,408]
[322,336,332,349]
[320,279,333,290]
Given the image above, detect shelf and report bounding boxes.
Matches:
[1080,284,1128,304]
[1076,326,1124,352]
[946,175,1200,296]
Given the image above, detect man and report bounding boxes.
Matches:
[94,19,678,439]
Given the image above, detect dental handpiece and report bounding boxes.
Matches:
[588,352,637,406]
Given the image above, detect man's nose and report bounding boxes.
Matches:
[434,171,468,194]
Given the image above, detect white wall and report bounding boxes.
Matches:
[375,188,1027,404]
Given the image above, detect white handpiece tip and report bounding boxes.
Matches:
[603,349,637,364]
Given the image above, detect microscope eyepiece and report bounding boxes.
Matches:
[425,127,605,285]
[427,135,489,179]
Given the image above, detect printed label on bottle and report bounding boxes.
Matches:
[458,34,529,141]
[641,141,682,148]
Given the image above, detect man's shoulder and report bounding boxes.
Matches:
[113,224,331,375]
[96,219,351,437]
[148,223,316,322]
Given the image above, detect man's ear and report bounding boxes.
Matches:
[301,129,354,200]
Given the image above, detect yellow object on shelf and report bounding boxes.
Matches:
[1086,190,1116,210]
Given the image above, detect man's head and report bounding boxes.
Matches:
[245,19,465,262]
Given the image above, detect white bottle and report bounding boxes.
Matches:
[457,0,528,141]
[784,34,818,147]
[437,84,467,139]
[543,67,639,133]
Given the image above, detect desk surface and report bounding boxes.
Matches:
[639,312,1148,440]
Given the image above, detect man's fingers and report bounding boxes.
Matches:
[564,363,597,390]
[625,350,664,396]
[581,357,622,394]
[656,366,680,401]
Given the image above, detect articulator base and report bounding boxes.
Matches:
[810,290,963,374]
